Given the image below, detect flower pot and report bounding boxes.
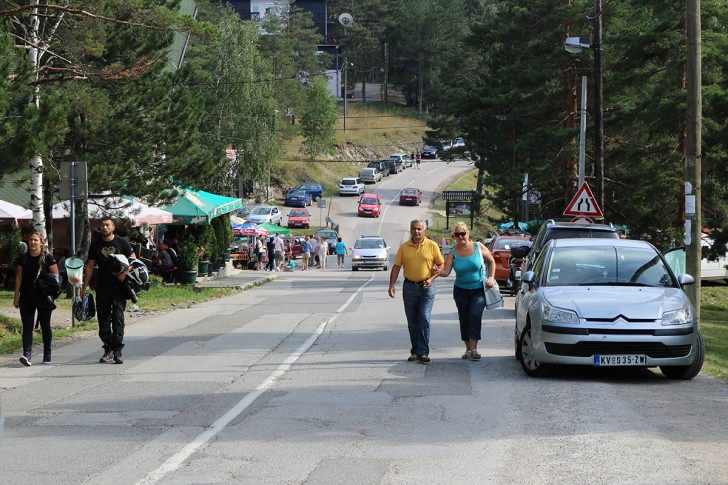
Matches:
[178,270,198,285]
[198,260,210,275]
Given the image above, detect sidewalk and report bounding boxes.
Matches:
[194,266,277,289]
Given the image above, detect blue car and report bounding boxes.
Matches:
[284,189,312,207]
[292,183,323,201]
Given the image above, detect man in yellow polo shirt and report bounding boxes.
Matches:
[389,219,445,363]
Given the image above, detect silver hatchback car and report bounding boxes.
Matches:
[515,238,704,379]
[351,236,390,271]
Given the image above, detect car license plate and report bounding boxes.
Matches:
[514,270,522,279]
[594,354,646,366]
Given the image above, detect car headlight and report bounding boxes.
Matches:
[662,305,693,325]
[352,254,362,260]
[541,300,579,324]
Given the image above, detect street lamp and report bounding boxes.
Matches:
[564,37,590,186]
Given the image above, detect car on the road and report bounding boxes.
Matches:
[287,209,311,229]
[399,188,422,206]
[285,235,305,259]
[316,229,339,255]
[246,205,282,225]
[514,238,704,379]
[664,234,728,283]
[367,160,391,177]
[359,167,382,184]
[422,145,438,159]
[292,182,323,201]
[339,177,366,196]
[383,158,404,174]
[487,235,532,289]
[358,193,382,217]
[522,219,620,274]
[284,189,312,207]
[389,153,413,168]
[351,235,390,271]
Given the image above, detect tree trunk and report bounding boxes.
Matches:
[28,6,47,240]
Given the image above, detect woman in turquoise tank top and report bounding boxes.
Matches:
[439,222,496,360]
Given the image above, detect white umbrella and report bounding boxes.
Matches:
[49,197,174,226]
[0,199,29,224]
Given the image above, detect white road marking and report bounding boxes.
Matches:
[136,275,375,485]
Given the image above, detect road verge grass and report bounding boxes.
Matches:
[699,285,728,381]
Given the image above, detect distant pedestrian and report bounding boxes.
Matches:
[256,235,265,271]
[335,237,347,268]
[310,236,319,268]
[302,236,311,271]
[81,217,135,364]
[274,233,285,272]
[388,219,444,363]
[317,236,328,270]
[415,151,422,169]
[266,236,276,271]
[14,231,60,366]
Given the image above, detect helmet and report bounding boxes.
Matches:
[107,254,130,276]
[73,294,96,321]
[126,257,150,292]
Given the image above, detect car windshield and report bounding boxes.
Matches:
[494,238,528,250]
[401,189,417,195]
[318,231,337,238]
[250,207,271,215]
[355,239,385,249]
[288,191,306,197]
[289,210,308,217]
[361,197,378,205]
[341,180,355,186]
[545,246,676,287]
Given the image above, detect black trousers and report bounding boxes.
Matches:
[19,298,52,354]
[96,288,126,350]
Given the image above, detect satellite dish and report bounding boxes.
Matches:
[338,13,353,27]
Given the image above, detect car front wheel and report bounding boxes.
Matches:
[660,330,705,380]
[518,323,549,377]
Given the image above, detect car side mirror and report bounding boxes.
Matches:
[677,274,695,286]
[522,271,536,288]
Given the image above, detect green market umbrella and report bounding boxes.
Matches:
[258,222,290,236]
[162,190,217,225]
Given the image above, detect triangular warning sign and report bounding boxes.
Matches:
[564,182,603,218]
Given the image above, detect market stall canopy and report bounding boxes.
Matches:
[258,222,291,236]
[162,189,242,225]
[16,196,173,226]
[0,199,28,225]
[233,222,268,237]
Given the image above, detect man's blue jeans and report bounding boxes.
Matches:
[402,280,436,356]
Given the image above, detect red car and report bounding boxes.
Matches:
[487,235,532,289]
[399,188,422,206]
[287,209,310,228]
[358,193,382,217]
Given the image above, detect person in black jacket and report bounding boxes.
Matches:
[13,231,60,366]
[81,217,136,364]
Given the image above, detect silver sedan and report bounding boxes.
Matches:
[514,238,704,379]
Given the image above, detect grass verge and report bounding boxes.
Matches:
[699,284,728,382]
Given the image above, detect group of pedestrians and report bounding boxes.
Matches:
[14,217,134,367]
[409,151,422,169]
[389,220,496,363]
[300,234,335,271]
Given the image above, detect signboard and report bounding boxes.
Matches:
[563,182,602,218]
[59,162,88,200]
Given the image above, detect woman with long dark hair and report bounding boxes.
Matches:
[13,231,60,366]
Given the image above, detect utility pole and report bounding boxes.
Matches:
[383,42,389,104]
[594,0,604,212]
[343,57,348,131]
[686,0,702,314]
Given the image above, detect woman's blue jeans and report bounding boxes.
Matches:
[402,280,436,356]
[452,285,485,342]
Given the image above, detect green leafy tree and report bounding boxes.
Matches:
[299,76,338,159]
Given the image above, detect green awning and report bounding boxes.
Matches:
[196,190,242,218]
[162,188,242,225]
[258,222,290,236]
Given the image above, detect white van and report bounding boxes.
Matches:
[359,167,382,183]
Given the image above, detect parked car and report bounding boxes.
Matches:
[665,234,728,282]
[422,145,438,159]
[316,229,339,255]
[351,236,390,271]
[487,235,532,290]
[292,182,323,201]
[287,209,311,229]
[383,158,404,174]
[359,167,382,184]
[389,153,413,168]
[399,188,422,206]
[246,205,282,225]
[285,235,305,259]
[515,238,704,379]
[339,177,365,196]
[232,203,251,219]
[358,193,382,217]
[284,189,312,207]
[367,160,391,177]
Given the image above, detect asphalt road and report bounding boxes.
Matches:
[1,159,727,484]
